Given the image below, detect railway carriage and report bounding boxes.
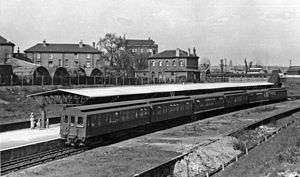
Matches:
[61,87,288,146]
[191,92,224,114]
[247,89,269,103]
[223,91,248,108]
[268,88,287,102]
[150,98,193,122]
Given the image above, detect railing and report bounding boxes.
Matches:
[0,75,270,87]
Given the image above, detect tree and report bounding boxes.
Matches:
[132,52,149,70]
[97,33,124,67]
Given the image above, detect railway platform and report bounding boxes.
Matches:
[0,124,60,151]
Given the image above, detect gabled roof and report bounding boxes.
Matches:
[125,39,157,46]
[0,35,15,46]
[149,49,197,59]
[24,43,101,54]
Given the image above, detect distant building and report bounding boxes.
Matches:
[124,38,158,55]
[0,35,15,64]
[24,40,103,76]
[286,66,300,75]
[147,48,200,82]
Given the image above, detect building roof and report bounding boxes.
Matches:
[125,39,157,46]
[0,35,15,46]
[24,43,101,54]
[28,82,273,98]
[149,49,197,59]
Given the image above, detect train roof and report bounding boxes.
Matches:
[72,95,189,111]
[28,82,273,99]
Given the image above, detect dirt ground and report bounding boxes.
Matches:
[4,100,300,177]
[214,112,300,177]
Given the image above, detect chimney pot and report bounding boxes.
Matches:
[188,48,191,56]
[43,40,47,47]
[193,47,196,56]
[176,48,180,57]
[79,40,83,48]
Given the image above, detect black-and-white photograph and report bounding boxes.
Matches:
[0,0,300,176]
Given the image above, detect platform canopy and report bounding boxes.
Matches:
[28,82,274,106]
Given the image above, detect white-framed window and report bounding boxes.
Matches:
[87,54,91,59]
[179,60,185,67]
[86,61,91,68]
[65,59,69,67]
[152,60,155,66]
[50,54,53,59]
[166,60,170,66]
[37,53,41,59]
[159,60,162,67]
[75,53,79,59]
[172,60,176,66]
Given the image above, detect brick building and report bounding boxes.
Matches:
[125,38,158,55]
[0,35,15,64]
[24,40,103,75]
[147,48,200,82]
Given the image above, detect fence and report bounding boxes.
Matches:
[0,75,270,87]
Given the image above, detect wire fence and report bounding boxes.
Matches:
[0,75,269,87]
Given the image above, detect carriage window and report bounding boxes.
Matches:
[70,116,75,125]
[77,117,83,126]
[64,115,68,123]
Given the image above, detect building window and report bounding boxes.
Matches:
[159,60,162,67]
[87,54,91,59]
[74,61,79,66]
[179,60,185,67]
[152,60,155,66]
[58,59,62,67]
[166,60,169,66]
[65,59,69,68]
[86,61,91,68]
[50,54,53,59]
[172,60,176,66]
[75,53,79,59]
[37,53,41,59]
[48,60,53,66]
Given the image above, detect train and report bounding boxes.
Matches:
[60,87,287,146]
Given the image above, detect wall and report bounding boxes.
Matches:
[26,52,102,70]
[0,45,14,64]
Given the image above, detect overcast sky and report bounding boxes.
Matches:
[1,0,299,66]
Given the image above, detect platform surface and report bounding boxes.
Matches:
[0,124,60,151]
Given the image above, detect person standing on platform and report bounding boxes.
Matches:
[46,118,49,128]
[37,118,41,129]
[30,112,35,129]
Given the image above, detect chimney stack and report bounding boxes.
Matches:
[176,48,180,57]
[188,48,191,56]
[193,47,196,56]
[43,40,47,47]
[79,40,83,48]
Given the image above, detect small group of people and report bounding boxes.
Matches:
[30,112,49,129]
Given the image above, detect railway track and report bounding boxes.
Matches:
[0,147,87,175]
[1,100,296,176]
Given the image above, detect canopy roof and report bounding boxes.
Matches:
[28,82,273,98]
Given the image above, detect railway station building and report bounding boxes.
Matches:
[147,48,200,82]
[24,40,104,76]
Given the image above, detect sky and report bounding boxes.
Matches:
[1,0,300,66]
